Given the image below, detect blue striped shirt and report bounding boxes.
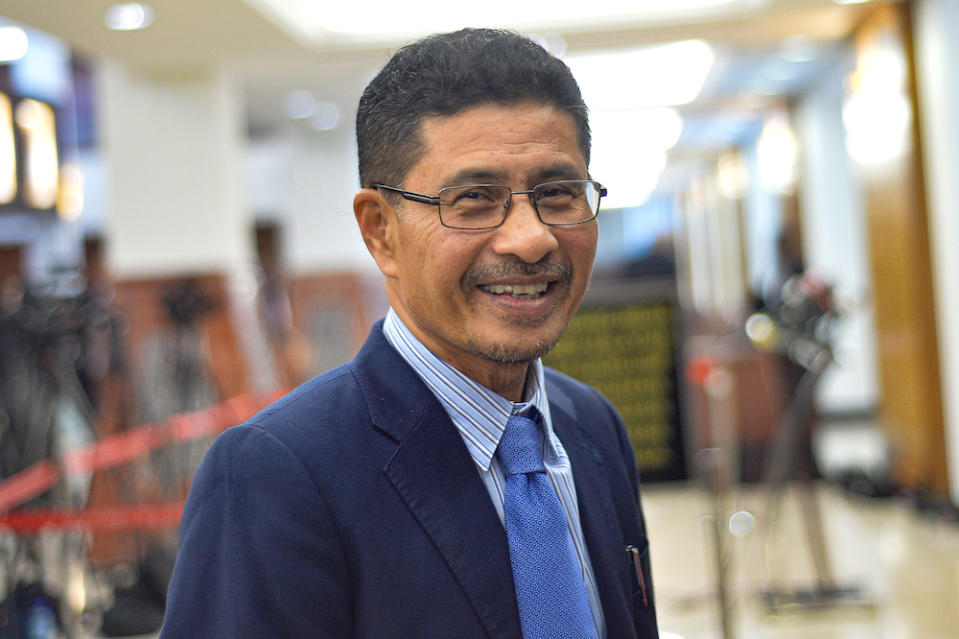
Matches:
[383,309,606,637]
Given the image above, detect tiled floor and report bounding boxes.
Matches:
[108,479,959,639]
[644,481,959,639]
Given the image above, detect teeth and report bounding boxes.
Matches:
[480,283,549,298]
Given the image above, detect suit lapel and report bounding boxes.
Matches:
[550,390,637,639]
[352,327,522,638]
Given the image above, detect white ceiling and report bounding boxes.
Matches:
[0,0,872,68]
[0,0,879,159]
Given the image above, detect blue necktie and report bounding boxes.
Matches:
[497,412,598,639]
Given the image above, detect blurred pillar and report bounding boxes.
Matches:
[795,49,879,416]
[242,58,386,382]
[283,122,382,377]
[98,64,251,279]
[848,5,947,494]
[914,0,959,502]
[96,63,274,399]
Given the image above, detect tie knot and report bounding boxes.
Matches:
[497,413,545,475]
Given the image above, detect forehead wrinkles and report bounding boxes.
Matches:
[423,118,568,152]
[416,108,585,186]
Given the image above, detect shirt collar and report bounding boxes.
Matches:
[382,308,558,471]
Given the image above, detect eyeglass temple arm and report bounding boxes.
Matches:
[371,184,440,206]
[401,192,440,206]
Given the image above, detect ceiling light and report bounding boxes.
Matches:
[324,2,750,35]
[244,0,757,45]
[106,4,155,31]
[716,152,748,198]
[843,87,911,167]
[566,40,715,110]
[756,114,798,194]
[0,26,29,63]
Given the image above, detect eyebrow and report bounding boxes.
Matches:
[441,164,586,188]
[442,169,505,186]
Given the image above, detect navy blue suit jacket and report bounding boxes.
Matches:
[160,321,658,638]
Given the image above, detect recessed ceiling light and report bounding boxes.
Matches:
[244,0,762,45]
[0,26,29,62]
[105,4,155,31]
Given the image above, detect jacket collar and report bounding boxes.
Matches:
[351,322,523,638]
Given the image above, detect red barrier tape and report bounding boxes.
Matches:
[62,426,161,477]
[0,462,60,514]
[0,502,185,533]
[0,390,288,517]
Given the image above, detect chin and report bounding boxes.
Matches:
[472,331,564,365]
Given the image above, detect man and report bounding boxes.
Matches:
[160,28,657,638]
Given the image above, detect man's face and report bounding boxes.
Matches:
[370,102,597,390]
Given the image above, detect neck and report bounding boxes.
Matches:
[385,304,534,402]
[472,362,530,403]
[435,346,530,400]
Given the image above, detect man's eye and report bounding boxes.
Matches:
[449,188,500,207]
[537,186,575,200]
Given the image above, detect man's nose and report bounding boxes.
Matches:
[489,194,559,263]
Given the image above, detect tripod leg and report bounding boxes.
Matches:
[798,482,834,591]
[699,448,736,639]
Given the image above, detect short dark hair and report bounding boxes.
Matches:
[356,28,590,188]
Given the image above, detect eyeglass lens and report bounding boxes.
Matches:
[438,180,601,229]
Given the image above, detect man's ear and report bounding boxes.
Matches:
[354,188,399,278]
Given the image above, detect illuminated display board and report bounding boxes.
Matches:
[544,289,687,482]
[0,91,61,213]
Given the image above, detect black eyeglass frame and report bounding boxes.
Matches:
[370,179,607,230]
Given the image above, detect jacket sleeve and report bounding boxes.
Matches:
[159,424,351,638]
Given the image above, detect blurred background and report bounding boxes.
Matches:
[0,0,956,637]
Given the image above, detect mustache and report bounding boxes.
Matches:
[462,257,573,289]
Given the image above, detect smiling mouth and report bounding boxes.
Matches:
[479,283,550,299]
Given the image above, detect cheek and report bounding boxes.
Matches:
[560,229,598,271]
[425,236,483,278]
[399,232,476,298]
[578,241,598,274]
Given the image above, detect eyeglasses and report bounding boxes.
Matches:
[371,179,607,230]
